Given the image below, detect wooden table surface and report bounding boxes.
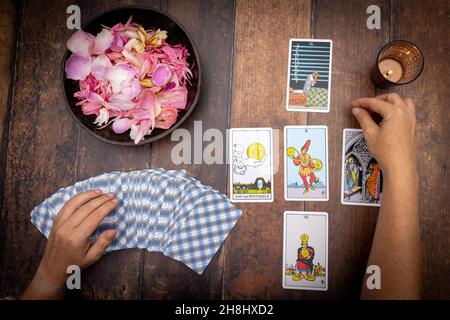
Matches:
[0,0,448,299]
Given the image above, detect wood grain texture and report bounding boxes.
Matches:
[305,0,390,299]
[0,0,81,297]
[224,0,311,299]
[0,0,16,189]
[141,0,236,299]
[388,0,450,300]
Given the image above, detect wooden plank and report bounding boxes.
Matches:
[71,0,160,300]
[389,0,450,300]
[140,0,236,299]
[223,0,311,299]
[0,0,16,185]
[0,0,81,297]
[305,0,390,298]
[0,0,17,299]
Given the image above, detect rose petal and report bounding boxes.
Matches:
[110,34,124,52]
[109,96,136,111]
[151,64,172,86]
[91,28,114,55]
[91,53,112,80]
[105,64,137,93]
[112,118,133,134]
[67,30,95,55]
[158,86,188,109]
[65,53,92,81]
[155,107,178,129]
[120,78,141,100]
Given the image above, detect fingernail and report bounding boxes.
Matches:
[352,107,361,115]
[107,192,115,197]
[111,198,119,204]
[95,189,102,194]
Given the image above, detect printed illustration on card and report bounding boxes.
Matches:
[284,126,328,201]
[341,129,382,206]
[283,211,328,291]
[286,39,332,112]
[230,128,273,202]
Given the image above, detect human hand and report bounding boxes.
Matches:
[350,93,417,176]
[22,190,118,299]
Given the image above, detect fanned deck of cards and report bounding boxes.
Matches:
[30,168,242,274]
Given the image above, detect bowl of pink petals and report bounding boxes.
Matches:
[62,7,200,145]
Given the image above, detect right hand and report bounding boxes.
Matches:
[350,93,417,176]
[23,190,118,299]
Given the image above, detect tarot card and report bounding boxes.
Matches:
[286,39,332,112]
[229,128,273,202]
[283,211,328,291]
[284,126,329,201]
[341,129,382,206]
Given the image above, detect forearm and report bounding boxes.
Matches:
[21,265,66,300]
[361,165,422,299]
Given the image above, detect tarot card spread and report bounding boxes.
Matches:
[286,39,332,112]
[229,128,274,202]
[284,126,329,201]
[341,129,382,206]
[30,169,242,274]
[283,211,328,291]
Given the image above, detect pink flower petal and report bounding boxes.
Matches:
[158,86,188,109]
[120,78,141,100]
[110,34,124,51]
[131,119,152,144]
[67,30,95,55]
[92,28,114,55]
[86,92,104,104]
[65,53,92,81]
[105,64,137,93]
[91,53,112,80]
[112,118,133,134]
[155,107,178,129]
[151,64,172,86]
[109,96,136,111]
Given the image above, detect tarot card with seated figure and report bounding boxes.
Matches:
[286,39,332,112]
[341,129,382,206]
[283,211,328,291]
[284,126,328,201]
[229,128,273,202]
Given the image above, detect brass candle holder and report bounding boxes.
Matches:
[371,40,424,88]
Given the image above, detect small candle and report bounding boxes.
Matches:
[370,40,424,88]
[378,58,403,83]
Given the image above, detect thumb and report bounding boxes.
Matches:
[351,107,378,134]
[84,230,117,267]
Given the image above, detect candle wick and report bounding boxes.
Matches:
[384,70,393,78]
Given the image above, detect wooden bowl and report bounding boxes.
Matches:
[61,6,201,146]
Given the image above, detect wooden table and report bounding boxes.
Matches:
[0,0,448,299]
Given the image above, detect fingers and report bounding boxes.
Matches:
[351,107,378,134]
[57,190,103,223]
[84,230,117,266]
[404,97,416,113]
[375,92,405,107]
[350,97,395,119]
[67,193,116,228]
[78,198,120,238]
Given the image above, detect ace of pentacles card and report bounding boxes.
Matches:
[229,128,273,202]
[341,129,382,206]
[283,211,328,291]
[284,126,329,201]
[286,39,332,112]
